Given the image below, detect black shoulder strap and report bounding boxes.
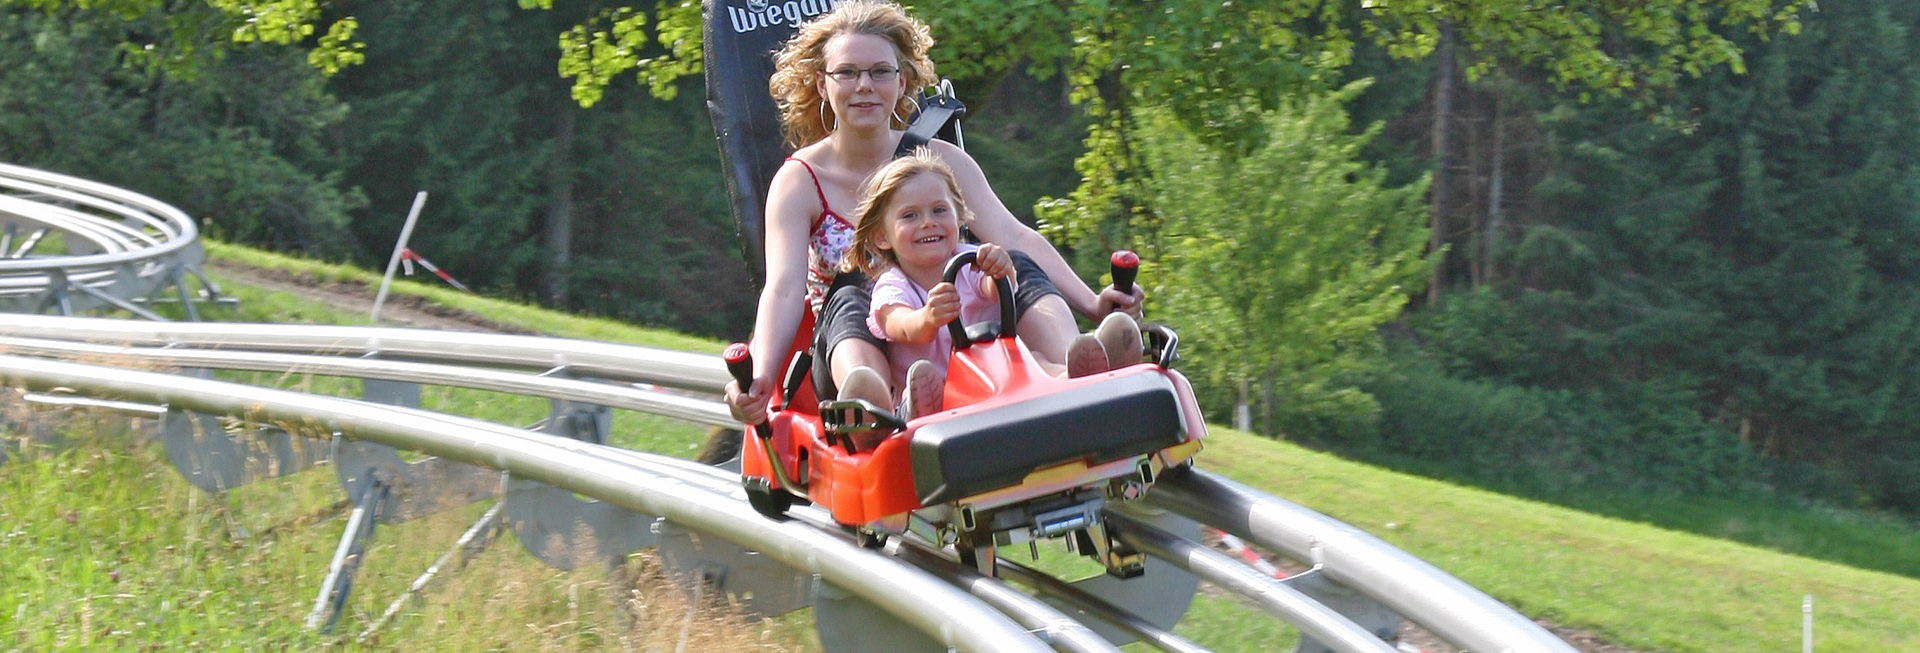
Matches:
[894,78,967,158]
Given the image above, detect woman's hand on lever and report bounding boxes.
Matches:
[1096,284,1145,320]
[725,375,773,425]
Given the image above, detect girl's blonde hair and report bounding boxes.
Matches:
[770,0,934,149]
[846,147,972,277]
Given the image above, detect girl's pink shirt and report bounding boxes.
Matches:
[866,244,1009,388]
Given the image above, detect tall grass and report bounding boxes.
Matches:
[2,246,812,650]
[0,411,811,651]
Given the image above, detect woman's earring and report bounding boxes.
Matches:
[820,101,835,132]
[893,96,920,128]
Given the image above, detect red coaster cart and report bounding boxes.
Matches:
[726,251,1206,577]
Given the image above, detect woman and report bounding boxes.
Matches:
[725,0,1140,424]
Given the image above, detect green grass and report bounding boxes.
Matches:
[1195,432,1920,651]
[9,240,1920,651]
[0,426,811,651]
[1533,489,1920,581]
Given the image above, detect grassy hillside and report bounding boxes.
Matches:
[4,241,1919,651]
[1197,434,1920,651]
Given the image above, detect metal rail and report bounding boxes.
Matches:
[1105,511,1397,653]
[0,163,211,316]
[0,335,736,427]
[0,353,1052,653]
[0,314,730,391]
[0,315,1584,652]
[1149,467,1582,653]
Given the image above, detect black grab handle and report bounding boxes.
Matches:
[941,250,1017,352]
[723,343,765,435]
[1110,250,1138,299]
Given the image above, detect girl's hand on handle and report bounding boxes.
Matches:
[923,281,962,328]
[975,243,1015,280]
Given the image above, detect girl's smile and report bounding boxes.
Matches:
[878,173,962,277]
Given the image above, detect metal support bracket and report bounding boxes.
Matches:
[1046,504,1200,647]
[162,369,327,494]
[812,577,948,653]
[653,518,812,619]
[306,476,389,633]
[503,396,657,569]
[1281,564,1403,652]
[333,378,498,523]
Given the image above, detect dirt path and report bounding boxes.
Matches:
[205,260,534,333]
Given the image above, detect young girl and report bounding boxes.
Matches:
[843,149,1137,429]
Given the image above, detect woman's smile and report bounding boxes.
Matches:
[819,33,903,131]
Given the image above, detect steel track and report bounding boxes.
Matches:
[0,317,1579,652]
[0,163,217,319]
[0,161,1577,652]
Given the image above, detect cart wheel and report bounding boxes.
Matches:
[745,482,794,520]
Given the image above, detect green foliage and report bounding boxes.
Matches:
[0,7,364,256]
[0,0,362,78]
[1359,0,1805,97]
[1012,0,1807,259]
[1363,333,1776,497]
[1133,81,1433,439]
[530,0,701,106]
[555,7,647,107]
[1438,0,1920,514]
[953,63,1089,228]
[305,15,361,74]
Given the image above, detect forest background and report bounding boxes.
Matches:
[5,0,1916,530]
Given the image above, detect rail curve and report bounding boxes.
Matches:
[0,162,216,319]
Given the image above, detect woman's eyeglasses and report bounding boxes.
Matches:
[825,65,900,83]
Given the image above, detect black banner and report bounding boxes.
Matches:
[703,0,839,281]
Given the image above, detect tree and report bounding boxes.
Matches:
[1138,81,1434,437]
[328,0,748,336]
[1407,0,1920,510]
[0,0,362,76]
[0,6,364,255]
[1018,0,1806,275]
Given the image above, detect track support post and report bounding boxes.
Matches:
[306,475,389,632]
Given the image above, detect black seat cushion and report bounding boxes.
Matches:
[909,372,1187,506]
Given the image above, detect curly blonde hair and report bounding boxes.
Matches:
[845,147,972,277]
[769,0,934,149]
